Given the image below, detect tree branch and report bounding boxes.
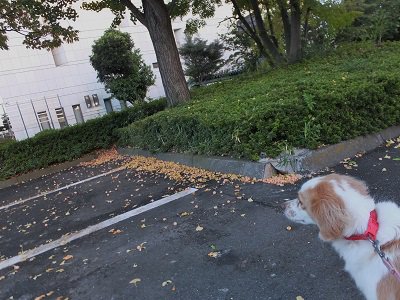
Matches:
[230,0,273,65]
[119,0,147,27]
[249,0,283,63]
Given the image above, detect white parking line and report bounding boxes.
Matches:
[0,167,125,211]
[0,187,197,271]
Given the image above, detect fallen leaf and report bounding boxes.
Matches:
[0,275,5,281]
[196,225,204,232]
[179,211,190,217]
[286,226,292,231]
[382,168,387,172]
[109,229,123,235]
[162,280,173,287]
[130,278,141,286]
[47,291,55,296]
[136,242,147,252]
[34,295,46,300]
[208,251,220,258]
[248,198,254,203]
[296,296,305,300]
[63,255,73,261]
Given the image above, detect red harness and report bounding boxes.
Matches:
[345,209,400,283]
[345,210,379,241]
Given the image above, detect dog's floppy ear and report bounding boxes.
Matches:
[309,181,348,241]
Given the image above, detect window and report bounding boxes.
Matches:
[173,28,183,47]
[92,94,100,107]
[37,111,51,130]
[104,98,113,113]
[51,46,68,66]
[55,108,68,128]
[152,62,159,68]
[72,104,84,124]
[84,95,92,108]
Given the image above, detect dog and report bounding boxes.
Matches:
[283,174,400,300]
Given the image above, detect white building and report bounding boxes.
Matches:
[0,2,233,140]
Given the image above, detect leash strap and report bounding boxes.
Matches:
[369,238,400,283]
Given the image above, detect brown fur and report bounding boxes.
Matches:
[323,174,369,196]
[377,257,400,300]
[381,240,400,253]
[300,180,348,241]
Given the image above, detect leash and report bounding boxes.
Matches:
[368,237,400,283]
[344,210,400,282]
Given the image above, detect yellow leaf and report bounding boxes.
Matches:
[208,251,219,258]
[34,295,46,300]
[63,255,73,261]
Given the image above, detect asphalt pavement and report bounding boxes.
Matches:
[1,138,399,300]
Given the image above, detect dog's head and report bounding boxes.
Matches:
[284,174,375,241]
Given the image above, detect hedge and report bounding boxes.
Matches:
[0,99,166,180]
[118,42,400,161]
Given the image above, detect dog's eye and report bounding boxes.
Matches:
[298,200,305,209]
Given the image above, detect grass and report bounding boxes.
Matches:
[118,41,400,160]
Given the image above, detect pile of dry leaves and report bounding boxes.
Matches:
[124,155,301,186]
[80,148,124,167]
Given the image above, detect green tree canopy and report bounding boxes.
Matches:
[90,29,155,104]
[179,36,225,83]
[0,0,79,50]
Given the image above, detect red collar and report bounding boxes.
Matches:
[345,210,379,241]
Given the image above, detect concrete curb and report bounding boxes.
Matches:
[2,125,399,188]
[119,125,400,179]
[0,153,97,190]
[297,125,400,171]
[117,148,277,179]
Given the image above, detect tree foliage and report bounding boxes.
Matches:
[338,0,400,44]
[220,24,260,71]
[82,0,225,106]
[0,0,79,50]
[90,29,155,104]
[224,0,359,66]
[179,36,225,83]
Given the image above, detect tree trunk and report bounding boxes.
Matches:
[263,1,279,48]
[277,0,291,55]
[230,0,274,66]
[303,7,311,42]
[142,0,190,106]
[249,0,284,65]
[288,0,302,64]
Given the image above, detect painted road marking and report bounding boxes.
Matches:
[0,167,125,211]
[0,187,197,271]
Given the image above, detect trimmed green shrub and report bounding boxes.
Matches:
[118,42,400,160]
[0,99,166,180]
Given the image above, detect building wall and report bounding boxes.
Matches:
[0,2,233,140]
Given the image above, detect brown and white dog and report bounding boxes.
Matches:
[284,174,400,300]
